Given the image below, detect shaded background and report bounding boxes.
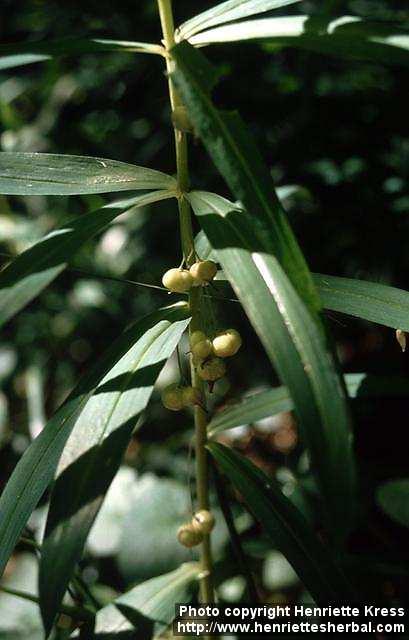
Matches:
[1,1,409,638]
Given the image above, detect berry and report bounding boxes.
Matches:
[190,330,213,359]
[197,357,226,382]
[192,338,213,359]
[190,330,207,347]
[182,386,202,407]
[192,510,215,535]
[189,260,217,285]
[212,329,242,358]
[177,523,203,548]
[161,384,185,411]
[162,268,193,293]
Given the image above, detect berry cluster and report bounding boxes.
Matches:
[161,383,202,411]
[162,260,218,293]
[191,328,242,382]
[177,509,215,548]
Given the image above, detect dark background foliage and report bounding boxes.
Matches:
[1,1,409,636]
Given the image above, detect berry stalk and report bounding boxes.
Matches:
[156,0,215,607]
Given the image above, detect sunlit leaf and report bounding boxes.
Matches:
[0,38,163,70]
[172,42,356,537]
[208,442,355,602]
[39,305,190,635]
[0,190,174,329]
[189,15,409,68]
[95,563,200,638]
[0,304,189,603]
[0,152,176,195]
[185,194,355,540]
[177,0,301,40]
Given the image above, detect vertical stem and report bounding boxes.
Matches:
[157,0,214,606]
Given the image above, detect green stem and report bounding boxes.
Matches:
[157,0,214,608]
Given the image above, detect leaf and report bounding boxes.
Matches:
[172,46,321,317]
[213,268,409,332]
[186,190,356,538]
[189,15,409,68]
[0,305,189,597]
[208,386,292,438]
[195,184,302,261]
[171,43,356,535]
[177,0,301,40]
[95,563,200,638]
[208,373,409,438]
[377,480,409,529]
[0,38,163,70]
[0,152,176,195]
[208,442,355,603]
[39,306,190,635]
[314,273,409,331]
[0,190,174,329]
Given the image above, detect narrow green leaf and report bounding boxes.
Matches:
[39,306,190,635]
[213,269,409,332]
[173,42,355,534]
[208,373,409,438]
[188,190,356,536]
[177,0,301,40]
[172,45,321,317]
[189,15,409,68]
[195,185,303,260]
[314,273,409,331]
[377,480,409,529]
[95,563,200,637]
[0,190,174,329]
[208,442,355,603]
[0,152,176,195]
[208,386,292,438]
[0,304,189,592]
[0,54,50,71]
[0,38,163,70]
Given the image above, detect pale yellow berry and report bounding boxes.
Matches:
[182,386,202,407]
[197,357,226,381]
[212,329,242,358]
[177,523,203,548]
[161,384,185,411]
[162,268,193,293]
[189,260,218,285]
[192,510,215,535]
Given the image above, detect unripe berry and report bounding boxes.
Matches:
[192,338,213,360]
[161,384,185,411]
[197,357,226,382]
[190,331,207,347]
[177,523,203,548]
[162,268,193,293]
[190,330,213,359]
[192,510,215,535]
[189,260,218,285]
[212,329,242,358]
[182,386,202,407]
